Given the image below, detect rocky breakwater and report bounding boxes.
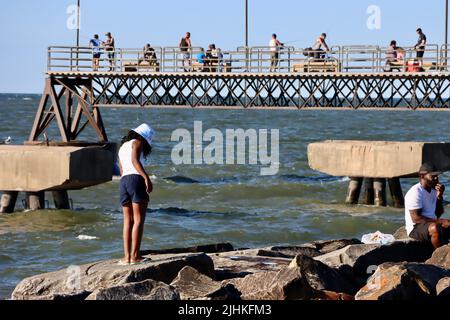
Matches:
[11,231,450,300]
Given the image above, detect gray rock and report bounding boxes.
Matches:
[85,279,180,300]
[257,246,321,258]
[315,240,434,278]
[225,255,355,300]
[393,226,410,240]
[170,266,240,300]
[141,243,234,256]
[210,249,291,281]
[312,239,363,254]
[436,277,450,298]
[11,252,214,300]
[355,262,450,300]
[426,244,450,269]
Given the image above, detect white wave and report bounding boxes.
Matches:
[22,97,32,101]
[77,235,98,240]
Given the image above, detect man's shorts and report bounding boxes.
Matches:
[93,53,101,59]
[119,174,149,206]
[409,222,432,241]
[182,52,190,60]
[410,222,450,244]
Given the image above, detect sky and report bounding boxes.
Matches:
[0,0,447,93]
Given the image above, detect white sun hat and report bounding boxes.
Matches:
[132,123,154,146]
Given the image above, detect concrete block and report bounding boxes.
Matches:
[0,146,114,191]
[308,140,450,178]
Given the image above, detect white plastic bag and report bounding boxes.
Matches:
[361,231,395,245]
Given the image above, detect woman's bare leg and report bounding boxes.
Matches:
[122,203,133,263]
[130,201,148,262]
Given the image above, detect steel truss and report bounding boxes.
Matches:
[29,72,450,142]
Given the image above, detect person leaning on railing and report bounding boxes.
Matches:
[89,34,102,72]
[104,32,115,71]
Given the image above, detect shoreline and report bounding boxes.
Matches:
[10,229,450,300]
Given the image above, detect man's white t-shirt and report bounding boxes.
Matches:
[404,183,437,235]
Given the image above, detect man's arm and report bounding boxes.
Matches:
[410,208,437,224]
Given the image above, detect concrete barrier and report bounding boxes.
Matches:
[0,145,114,192]
[308,140,450,178]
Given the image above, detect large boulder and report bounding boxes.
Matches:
[170,266,240,300]
[426,244,450,269]
[355,262,450,300]
[315,241,434,277]
[12,253,214,300]
[85,279,180,300]
[225,255,355,300]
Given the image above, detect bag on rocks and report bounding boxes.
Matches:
[361,231,395,245]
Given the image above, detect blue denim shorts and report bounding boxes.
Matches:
[119,174,149,206]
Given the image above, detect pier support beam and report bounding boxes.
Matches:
[362,178,374,205]
[373,178,387,207]
[345,177,363,204]
[0,191,19,214]
[388,178,404,208]
[25,192,45,210]
[52,191,70,210]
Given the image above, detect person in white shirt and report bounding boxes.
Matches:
[404,163,450,249]
[269,34,283,72]
[117,123,154,265]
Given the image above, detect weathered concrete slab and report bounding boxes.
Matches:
[308,140,450,178]
[0,145,114,191]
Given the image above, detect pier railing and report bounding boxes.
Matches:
[47,44,450,73]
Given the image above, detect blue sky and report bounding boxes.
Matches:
[0,0,447,93]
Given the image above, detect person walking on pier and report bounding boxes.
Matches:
[89,34,102,71]
[104,32,116,71]
[404,163,450,249]
[269,34,284,72]
[415,28,427,59]
[117,123,154,265]
[179,32,192,71]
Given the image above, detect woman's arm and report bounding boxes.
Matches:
[131,140,152,193]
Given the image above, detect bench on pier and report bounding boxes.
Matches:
[123,60,160,72]
[191,61,232,72]
[387,59,437,72]
[291,60,340,73]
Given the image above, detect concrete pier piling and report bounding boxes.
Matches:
[0,191,19,214]
[345,177,363,204]
[388,178,404,208]
[52,191,70,210]
[362,178,375,205]
[373,178,387,207]
[25,192,45,210]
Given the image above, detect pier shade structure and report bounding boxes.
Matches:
[3,44,450,213]
[308,141,450,207]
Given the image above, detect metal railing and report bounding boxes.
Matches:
[47,44,450,74]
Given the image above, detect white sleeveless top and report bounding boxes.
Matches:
[118,140,146,177]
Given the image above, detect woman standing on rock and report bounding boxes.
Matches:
[117,123,154,265]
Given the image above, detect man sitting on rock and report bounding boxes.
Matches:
[405,163,450,249]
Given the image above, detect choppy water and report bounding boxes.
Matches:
[1,93,449,299]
